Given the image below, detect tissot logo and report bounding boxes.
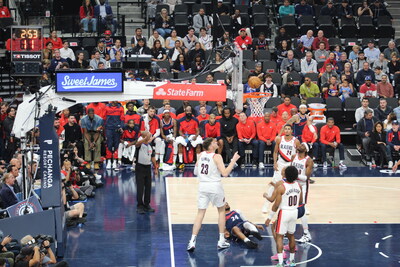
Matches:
[13,54,41,59]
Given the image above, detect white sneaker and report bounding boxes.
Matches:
[323,161,328,169]
[187,240,196,252]
[162,164,176,171]
[240,164,245,169]
[131,163,136,171]
[298,232,312,243]
[388,161,393,169]
[95,174,102,180]
[339,161,347,169]
[112,161,118,170]
[259,162,264,169]
[106,161,112,169]
[217,240,230,250]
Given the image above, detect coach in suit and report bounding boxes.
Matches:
[0,173,18,208]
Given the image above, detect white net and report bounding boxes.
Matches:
[246,94,271,118]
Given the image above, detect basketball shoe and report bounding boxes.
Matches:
[217,240,230,250]
[244,239,258,249]
[286,259,296,266]
[187,240,196,252]
[271,252,287,260]
[298,232,312,243]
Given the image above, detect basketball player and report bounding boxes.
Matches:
[224,202,264,249]
[262,125,299,213]
[187,138,240,252]
[156,109,178,171]
[265,166,303,267]
[287,104,308,142]
[291,143,313,243]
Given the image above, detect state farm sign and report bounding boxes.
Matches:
[153,83,226,101]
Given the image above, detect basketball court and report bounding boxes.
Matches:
[62,167,400,267]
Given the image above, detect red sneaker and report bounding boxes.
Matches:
[270,252,288,261]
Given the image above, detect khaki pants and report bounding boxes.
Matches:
[84,132,102,162]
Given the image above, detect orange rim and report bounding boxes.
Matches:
[243,92,272,100]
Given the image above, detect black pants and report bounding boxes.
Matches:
[136,163,152,208]
[222,136,238,163]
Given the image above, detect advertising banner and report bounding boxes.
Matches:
[39,111,61,208]
[153,82,227,101]
[7,195,43,217]
[56,71,124,93]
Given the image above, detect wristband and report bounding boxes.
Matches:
[267,211,276,220]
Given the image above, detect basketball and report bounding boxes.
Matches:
[248,76,263,89]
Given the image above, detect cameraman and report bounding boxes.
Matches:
[15,246,40,267]
[61,159,94,198]
[19,235,68,267]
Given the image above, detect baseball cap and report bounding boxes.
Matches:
[287,76,294,82]
[365,76,372,81]
[20,247,34,256]
[240,28,246,32]
[393,120,399,125]
[104,30,112,35]
[218,0,223,2]
[255,62,262,67]
[368,39,374,43]
[163,109,170,114]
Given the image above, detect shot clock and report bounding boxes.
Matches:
[11,26,43,76]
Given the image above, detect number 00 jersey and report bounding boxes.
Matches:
[197,151,221,183]
[280,181,301,211]
[278,136,297,162]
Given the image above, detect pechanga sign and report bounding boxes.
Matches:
[56,71,123,93]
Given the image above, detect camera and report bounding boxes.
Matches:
[26,235,54,254]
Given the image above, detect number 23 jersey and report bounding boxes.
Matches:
[197,151,222,193]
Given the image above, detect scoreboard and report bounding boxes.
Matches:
[11,26,43,76]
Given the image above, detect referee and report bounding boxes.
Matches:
[135,131,158,214]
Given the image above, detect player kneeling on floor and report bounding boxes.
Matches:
[224,202,264,249]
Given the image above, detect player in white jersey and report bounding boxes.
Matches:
[291,142,313,243]
[266,166,303,267]
[187,137,240,252]
[262,125,300,213]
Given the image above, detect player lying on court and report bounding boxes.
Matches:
[224,202,264,249]
[187,138,240,252]
[265,166,303,267]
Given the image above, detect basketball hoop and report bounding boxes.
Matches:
[244,92,272,118]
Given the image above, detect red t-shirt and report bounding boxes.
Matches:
[257,121,277,142]
[178,118,199,135]
[140,116,160,135]
[236,120,256,139]
[86,103,107,120]
[320,125,341,144]
[302,124,317,143]
[46,37,63,49]
[197,114,210,123]
[204,122,221,138]
[235,35,253,50]
[277,103,296,117]
[359,83,377,98]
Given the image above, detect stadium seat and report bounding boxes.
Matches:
[313,5,322,19]
[174,4,188,16]
[82,38,96,52]
[317,16,335,38]
[196,73,208,83]
[328,37,341,50]
[252,5,267,16]
[378,38,392,51]
[288,71,302,86]
[344,97,361,123]
[270,72,282,87]
[298,16,316,36]
[182,0,196,5]
[256,50,271,61]
[209,64,220,71]
[344,38,359,54]
[178,72,191,79]
[65,38,81,52]
[304,73,319,84]
[213,72,226,82]
[252,15,269,37]
[290,96,301,107]
[386,97,398,109]
[234,5,249,14]
[376,16,394,39]
[245,61,257,70]
[395,39,400,51]
[75,50,89,61]
[281,16,297,38]
[360,38,371,48]
[160,72,172,80]
[174,15,189,37]
[262,60,277,73]
[242,50,254,62]
[339,17,357,38]
[306,97,324,105]
[368,97,380,109]
[156,60,171,73]
[265,97,282,109]
[192,4,206,15]
[156,4,170,14]
[358,16,375,38]
[216,15,231,37]
[326,97,343,123]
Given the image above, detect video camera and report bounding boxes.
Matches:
[26,235,54,254]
